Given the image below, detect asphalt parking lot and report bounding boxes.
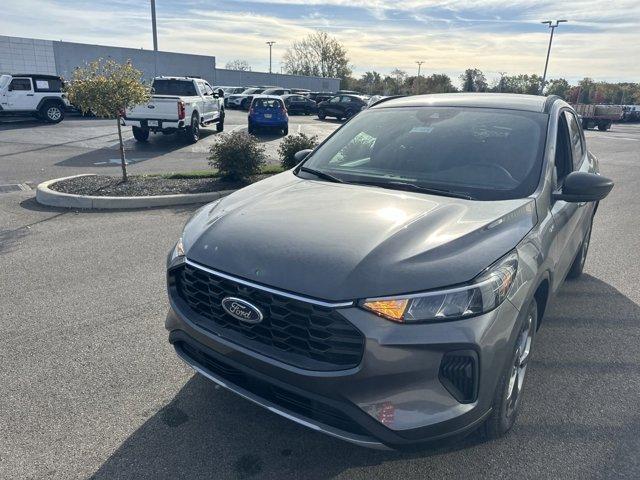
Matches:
[0,109,341,186]
[1,121,639,479]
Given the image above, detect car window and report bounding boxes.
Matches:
[253,98,283,109]
[9,78,32,91]
[301,106,548,201]
[341,96,353,103]
[554,114,573,189]
[203,83,214,95]
[33,78,62,92]
[330,97,341,103]
[152,80,197,96]
[564,111,585,169]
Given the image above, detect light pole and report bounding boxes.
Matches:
[540,19,567,94]
[415,61,424,94]
[266,41,276,74]
[150,0,158,76]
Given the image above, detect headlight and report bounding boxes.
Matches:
[361,251,518,323]
[167,237,185,269]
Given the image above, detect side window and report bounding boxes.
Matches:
[554,114,572,190]
[203,83,214,96]
[9,78,32,91]
[564,111,584,169]
[341,96,352,103]
[330,96,341,103]
[196,81,207,95]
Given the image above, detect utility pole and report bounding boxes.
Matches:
[150,0,158,51]
[266,41,276,74]
[415,61,425,94]
[540,19,567,94]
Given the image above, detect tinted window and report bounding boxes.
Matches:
[253,98,283,109]
[9,78,32,91]
[564,111,584,169]
[330,97,340,103]
[301,107,548,200]
[34,78,62,92]
[152,80,197,96]
[341,96,352,103]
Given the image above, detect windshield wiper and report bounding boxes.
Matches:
[353,180,474,200]
[298,166,344,183]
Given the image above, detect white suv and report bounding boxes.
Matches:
[0,74,69,123]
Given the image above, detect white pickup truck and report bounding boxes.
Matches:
[123,76,224,143]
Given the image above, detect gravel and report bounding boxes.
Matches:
[49,174,269,197]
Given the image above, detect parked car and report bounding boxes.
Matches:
[123,76,224,143]
[282,94,317,115]
[165,93,613,449]
[308,92,334,103]
[336,89,361,95]
[572,104,623,131]
[247,95,288,135]
[261,87,292,97]
[291,88,311,95]
[0,73,70,123]
[226,87,266,110]
[317,94,368,120]
[216,86,245,107]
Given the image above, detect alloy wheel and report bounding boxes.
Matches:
[505,309,535,418]
[47,106,61,121]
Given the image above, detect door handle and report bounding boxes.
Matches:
[26,93,34,96]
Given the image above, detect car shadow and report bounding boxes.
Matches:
[89,274,640,479]
[0,118,43,130]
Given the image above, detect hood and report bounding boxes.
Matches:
[183,172,536,301]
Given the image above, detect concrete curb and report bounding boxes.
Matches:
[36,174,236,210]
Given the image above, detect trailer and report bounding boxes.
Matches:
[572,104,623,131]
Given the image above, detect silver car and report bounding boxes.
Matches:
[165,93,613,449]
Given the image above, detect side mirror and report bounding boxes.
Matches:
[294,149,313,163]
[213,93,219,99]
[553,171,614,203]
[216,89,224,98]
[7,84,13,92]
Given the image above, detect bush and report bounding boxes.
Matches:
[277,132,319,169]
[208,131,266,181]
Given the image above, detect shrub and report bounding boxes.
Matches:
[208,131,266,181]
[277,132,319,169]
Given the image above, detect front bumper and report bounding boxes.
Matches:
[166,264,521,448]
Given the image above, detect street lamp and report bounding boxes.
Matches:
[540,19,567,94]
[415,61,425,94]
[266,41,276,74]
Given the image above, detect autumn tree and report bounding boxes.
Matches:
[66,59,149,181]
[282,31,351,79]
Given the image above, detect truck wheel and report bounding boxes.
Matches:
[40,102,65,123]
[482,300,537,440]
[597,123,609,131]
[318,110,326,120]
[216,111,225,132]
[132,126,150,142]
[185,113,200,143]
[581,119,589,129]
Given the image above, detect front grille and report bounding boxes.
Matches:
[439,351,479,403]
[177,340,369,436]
[172,263,364,371]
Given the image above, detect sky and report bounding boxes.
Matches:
[1,0,639,85]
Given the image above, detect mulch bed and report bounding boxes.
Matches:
[49,174,270,197]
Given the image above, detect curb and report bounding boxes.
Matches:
[36,174,237,210]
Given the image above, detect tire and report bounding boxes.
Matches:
[132,126,149,142]
[581,119,589,130]
[185,113,200,143]
[597,124,608,131]
[40,102,64,123]
[241,99,250,110]
[345,108,355,119]
[482,300,537,440]
[318,110,326,120]
[216,111,225,132]
[567,217,593,279]
[282,125,289,136]
[247,122,255,135]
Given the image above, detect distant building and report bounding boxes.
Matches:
[0,35,340,91]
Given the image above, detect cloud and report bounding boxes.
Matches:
[0,0,638,83]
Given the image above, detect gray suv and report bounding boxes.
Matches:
[166,94,613,449]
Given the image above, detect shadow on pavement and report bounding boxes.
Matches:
[90,274,640,479]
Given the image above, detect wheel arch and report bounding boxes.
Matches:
[36,97,66,110]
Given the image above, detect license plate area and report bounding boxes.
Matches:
[147,120,159,127]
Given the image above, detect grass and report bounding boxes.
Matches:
[149,164,284,180]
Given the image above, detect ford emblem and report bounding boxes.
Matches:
[221,297,263,324]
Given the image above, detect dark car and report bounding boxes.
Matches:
[308,92,334,103]
[165,93,613,449]
[317,94,368,120]
[282,94,317,115]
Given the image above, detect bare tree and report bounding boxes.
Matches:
[282,31,351,79]
[225,59,251,71]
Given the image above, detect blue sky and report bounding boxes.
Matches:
[2,0,639,84]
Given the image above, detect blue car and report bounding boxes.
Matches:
[248,95,289,135]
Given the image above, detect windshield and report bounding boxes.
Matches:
[254,98,283,109]
[152,79,197,96]
[299,106,548,200]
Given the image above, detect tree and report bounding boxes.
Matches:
[66,59,149,181]
[225,59,251,71]
[282,31,351,79]
[545,78,571,99]
[459,68,487,92]
[424,74,457,93]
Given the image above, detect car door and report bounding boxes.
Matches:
[549,110,590,289]
[195,80,213,122]
[204,82,221,120]
[6,77,34,110]
[325,96,342,116]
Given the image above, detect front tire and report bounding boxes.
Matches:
[132,126,149,142]
[216,111,225,132]
[318,110,326,120]
[41,102,64,123]
[482,300,537,439]
[185,113,200,143]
